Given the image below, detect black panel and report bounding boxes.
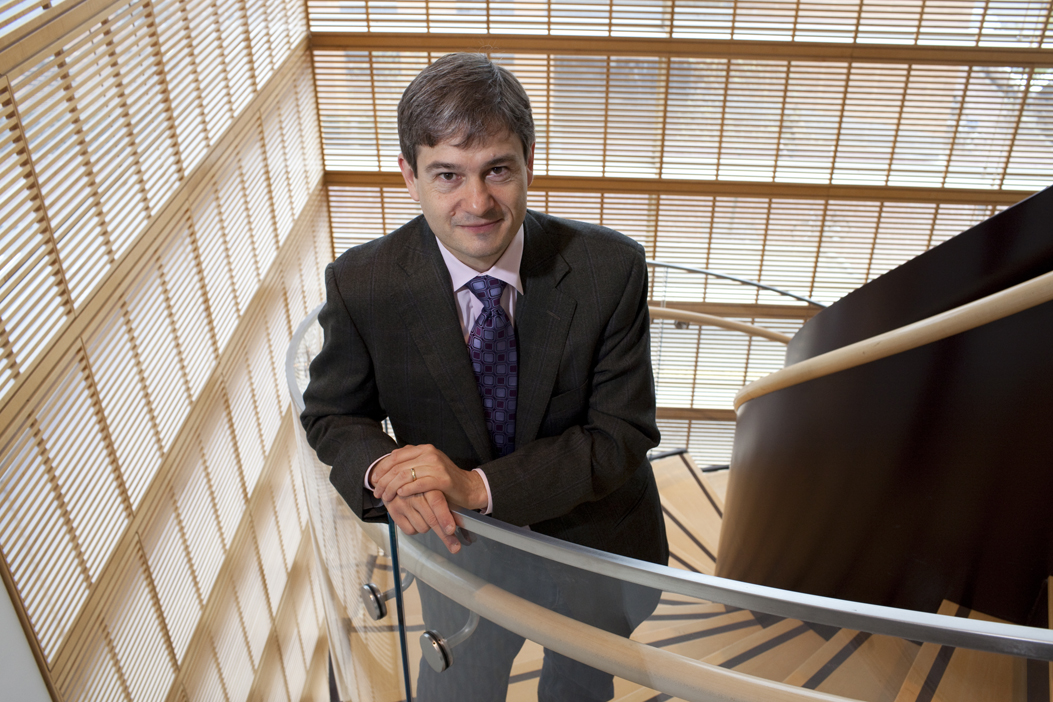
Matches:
[718,289,1053,624]
[788,185,1053,365]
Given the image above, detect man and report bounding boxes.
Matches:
[302,53,667,701]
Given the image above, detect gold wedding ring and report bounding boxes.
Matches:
[410,468,417,482]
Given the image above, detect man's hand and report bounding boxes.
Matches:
[384,490,464,553]
[371,444,488,511]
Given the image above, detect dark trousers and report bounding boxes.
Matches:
[410,534,660,702]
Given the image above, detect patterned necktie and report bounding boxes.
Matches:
[466,275,517,457]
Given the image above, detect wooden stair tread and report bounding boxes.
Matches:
[652,453,725,513]
[892,600,1025,702]
[634,601,732,639]
[651,453,725,559]
[506,640,544,702]
[633,609,756,643]
[509,640,544,677]
[703,468,730,505]
[663,499,719,574]
[784,627,920,702]
[612,686,685,702]
[681,453,725,511]
[658,591,721,606]
[702,618,828,682]
[632,609,761,659]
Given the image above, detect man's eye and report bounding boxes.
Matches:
[438,172,457,181]
[490,166,509,178]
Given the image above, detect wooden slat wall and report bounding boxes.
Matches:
[315,49,1052,191]
[0,0,331,698]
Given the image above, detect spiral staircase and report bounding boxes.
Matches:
[377,450,1051,702]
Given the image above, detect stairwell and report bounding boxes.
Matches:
[389,452,1051,702]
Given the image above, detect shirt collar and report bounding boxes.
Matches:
[436,225,525,296]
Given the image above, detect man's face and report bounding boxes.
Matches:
[398,131,534,272]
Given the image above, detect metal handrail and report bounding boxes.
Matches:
[648,260,827,308]
[451,508,1053,661]
[649,306,791,343]
[398,534,851,702]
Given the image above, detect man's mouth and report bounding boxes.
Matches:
[457,219,501,232]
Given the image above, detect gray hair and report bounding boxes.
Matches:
[398,53,535,173]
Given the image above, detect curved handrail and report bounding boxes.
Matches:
[451,508,1053,661]
[399,535,850,702]
[650,306,791,344]
[734,267,1053,410]
[648,260,827,308]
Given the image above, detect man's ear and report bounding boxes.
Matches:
[397,153,420,202]
[525,142,535,188]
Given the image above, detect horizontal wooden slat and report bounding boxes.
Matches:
[657,407,737,422]
[311,32,1053,67]
[306,0,1053,49]
[324,170,1034,206]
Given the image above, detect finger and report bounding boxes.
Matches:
[380,465,425,501]
[409,493,450,543]
[370,452,400,484]
[400,499,430,535]
[388,506,418,536]
[425,491,458,537]
[393,462,457,499]
[381,467,416,498]
[386,444,427,467]
[410,492,460,553]
[386,497,425,535]
[374,462,412,498]
[423,497,461,554]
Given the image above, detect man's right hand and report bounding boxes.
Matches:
[384,489,463,554]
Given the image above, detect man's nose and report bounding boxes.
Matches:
[463,177,495,215]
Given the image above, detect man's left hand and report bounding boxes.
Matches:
[371,444,488,511]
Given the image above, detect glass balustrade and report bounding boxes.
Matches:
[287,283,1053,702]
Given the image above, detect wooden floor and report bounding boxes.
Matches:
[395,453,1051,702]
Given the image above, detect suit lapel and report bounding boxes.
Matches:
[515,213,576,446]
[395,222,494,463]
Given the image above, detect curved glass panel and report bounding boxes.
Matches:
[288,306,1053,702]
[395,525,684,702]
[291,419,407,701]
[391,513,1051,702]
[289,307,407,701]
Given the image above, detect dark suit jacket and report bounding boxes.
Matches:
[301,210,667,565]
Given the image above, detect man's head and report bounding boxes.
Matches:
[398,53,534,175]
[397,54,536,272]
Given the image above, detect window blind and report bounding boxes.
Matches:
[0,0,328,691]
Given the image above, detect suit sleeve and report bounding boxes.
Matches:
[482,249,660,527]
[300,263,398,520]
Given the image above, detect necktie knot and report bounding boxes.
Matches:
[467,275,506,311]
